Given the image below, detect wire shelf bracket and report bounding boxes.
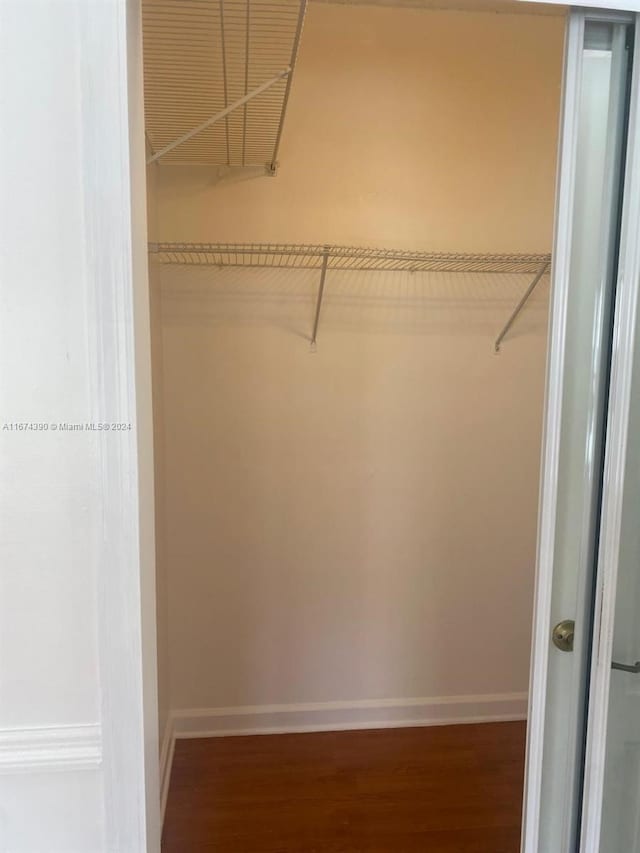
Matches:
[310,249,330,350]
[268,0,307,175]
[494,259,550,353]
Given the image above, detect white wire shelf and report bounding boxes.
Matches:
[142,0,307,168]
[149,242,551,350]
[148,242,551,274]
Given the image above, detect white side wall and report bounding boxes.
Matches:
[0,1,158,849]
[153,4,565,731]
[0,4,104,848]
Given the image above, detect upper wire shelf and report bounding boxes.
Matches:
[148,242,551,275]
[142,0,307,168]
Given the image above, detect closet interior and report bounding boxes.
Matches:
[142,0,566,845]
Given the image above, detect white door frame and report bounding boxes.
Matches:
[80,0,160,849]
[520,14,585,852]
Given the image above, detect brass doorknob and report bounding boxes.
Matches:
[552,619,575,652]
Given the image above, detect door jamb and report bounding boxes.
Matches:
[521,13,585,852]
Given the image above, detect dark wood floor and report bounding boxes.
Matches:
[162,721,526,853]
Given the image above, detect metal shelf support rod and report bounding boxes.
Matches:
[147,68,291,165]
[311,250,329,347]
[494,260,550,352]
[269,0,307,174]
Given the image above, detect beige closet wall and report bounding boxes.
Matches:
[154,5,565,716]
[156,5,563,251]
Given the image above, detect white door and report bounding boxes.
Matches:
[584,316,640,853]
[579,19,640,849]
[521,7,636,853]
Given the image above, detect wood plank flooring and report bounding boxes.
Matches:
[162,721,526,853]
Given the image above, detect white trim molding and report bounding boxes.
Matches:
[0,724,102,774]
[170,693,527,740]
[159,717,176,827]
[77,0,161,848]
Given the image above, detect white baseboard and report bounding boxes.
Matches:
[171,692,527,739]
[159,715,176,826]
[0,724,102,774]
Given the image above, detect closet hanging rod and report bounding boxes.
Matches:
[148,242,551,275]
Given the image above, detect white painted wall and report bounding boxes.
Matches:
[152,4,564,732]
[0,3,105,847]
[0,0,158,849]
